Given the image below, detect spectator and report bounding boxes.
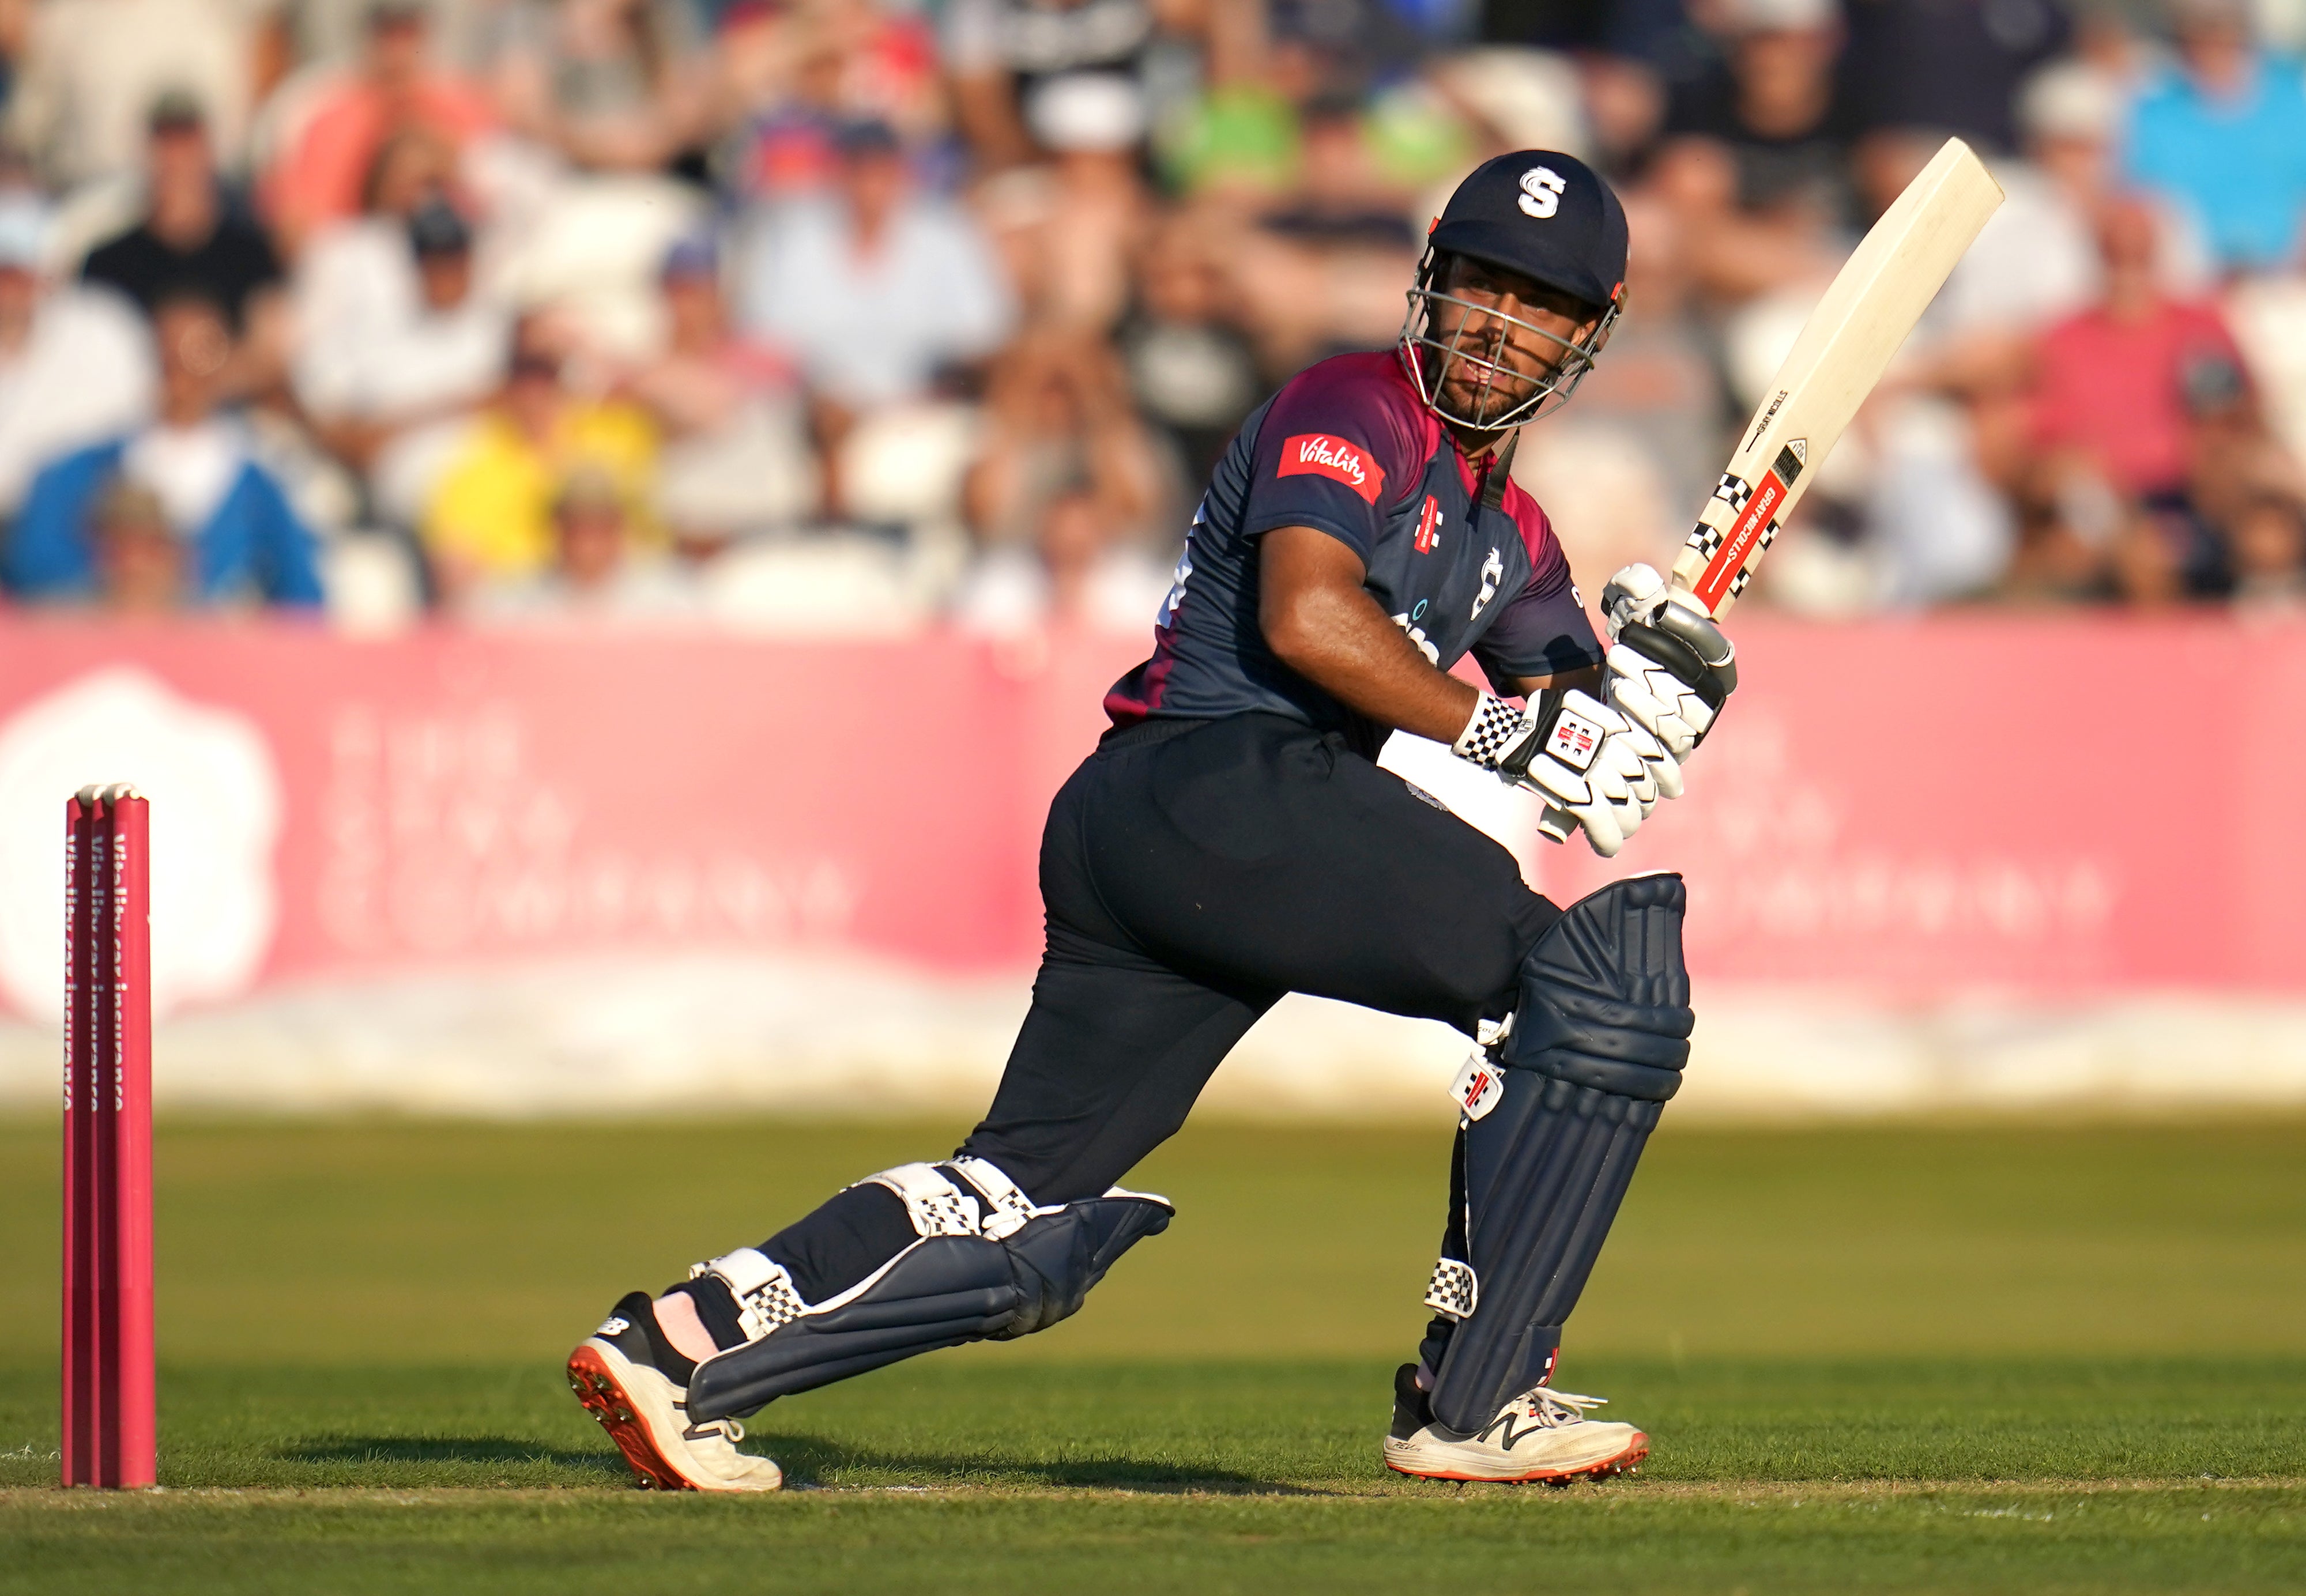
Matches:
[1022,71,1153,333]
[264,0,497,254]
[722,4,947,203]
[484,0,710,172]
[2024,197,2254,597]
[623,235,814,549]
[1261,92,1419,242]
[1220,153,1423,379]
[739,118,1013,519]
[0,194,156,523]
[471,462,694,621]
[1659,0,1855,222]
[293,125,459,380]
[964,330,1169,559]
[1119,214,1260,489]
[1837,0,2070,156]
[2107,506,2186,606]
[1935,61,2212,352]
[944,0,1156,168]
[2125,0,2306,274]
[419,315,657,598]
[81,92,288,397]
[84,478,183,611]
[725,31,850,203]
[6,0,251,188]
[951,482,1173,634]
[2229,491,2306,608]
[2030,198,2250,500]
[2,293,323,607]
[299,196,508,470]
[269,0,495,74]
[1999,467,2124,603]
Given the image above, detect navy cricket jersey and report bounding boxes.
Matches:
[1105,349,1603,758]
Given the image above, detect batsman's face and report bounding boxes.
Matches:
[1428,255,1603,427]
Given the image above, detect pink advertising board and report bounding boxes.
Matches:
[0,614,2299,1018]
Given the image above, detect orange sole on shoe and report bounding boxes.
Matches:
[1386,1431,1649,1485]
[567,1344,694,1491]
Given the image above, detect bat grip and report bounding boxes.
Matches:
[1538,803,1575,844]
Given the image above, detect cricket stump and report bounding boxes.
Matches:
[62,784,155,1489]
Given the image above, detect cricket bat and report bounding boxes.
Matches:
[1670,137,2004,618]
[1538,137,2003,843]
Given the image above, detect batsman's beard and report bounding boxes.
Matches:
[1445,336,1540,427]
[1400,263,1615,433]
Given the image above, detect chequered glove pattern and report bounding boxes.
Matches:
[1451,692,1530,771]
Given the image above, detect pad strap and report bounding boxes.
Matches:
[865,1163,984,1237]
[1425,1258,1478,1319]
[692,1247,810,1342]
[948,1155,1044,1240]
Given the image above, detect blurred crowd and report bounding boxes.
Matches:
[0,0,2301,631]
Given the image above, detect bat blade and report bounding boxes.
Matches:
[1670,137,2004,618]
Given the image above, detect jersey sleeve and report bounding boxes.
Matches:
[1239,359,1425,563]
[1469,495,1604,687]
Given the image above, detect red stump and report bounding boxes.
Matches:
[62,785,155,1489]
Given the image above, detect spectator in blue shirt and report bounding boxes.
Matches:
[2,292,323,609]
[2125,0,2306,273]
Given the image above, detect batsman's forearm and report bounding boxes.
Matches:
[1263,579,1480,745]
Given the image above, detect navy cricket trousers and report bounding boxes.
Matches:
[761,711,1559,1301]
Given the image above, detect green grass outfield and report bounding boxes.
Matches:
[2,1115,2303,1593]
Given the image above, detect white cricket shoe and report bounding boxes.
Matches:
[1383,1363,1648,1484]
[567,1292,784,1492]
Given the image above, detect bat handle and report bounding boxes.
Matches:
[1538,803,1575,844]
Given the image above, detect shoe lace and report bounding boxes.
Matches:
[1509,1387,1606,1428]
[685,1415,745,1450]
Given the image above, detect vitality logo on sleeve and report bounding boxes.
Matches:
[1279,434,1386,504]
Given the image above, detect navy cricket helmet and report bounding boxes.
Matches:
[1400,150,1629,432]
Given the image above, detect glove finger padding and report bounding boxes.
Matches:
[1624,719,1683,802]
[1604,718,1675,807]
[1607,603,1734,767]
[1601,561,1670,641]
[1606,642,1713,762]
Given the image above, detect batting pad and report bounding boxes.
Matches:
[1428,874,1692,1435]
[685,1192,1171,1421]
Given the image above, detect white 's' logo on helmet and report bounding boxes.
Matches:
[1518,167,1568,220]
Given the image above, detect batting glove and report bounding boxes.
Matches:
[1453,688,1675,858]
[1600,563,1737,763]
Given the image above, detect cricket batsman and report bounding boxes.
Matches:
[568,150,1736,1491]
